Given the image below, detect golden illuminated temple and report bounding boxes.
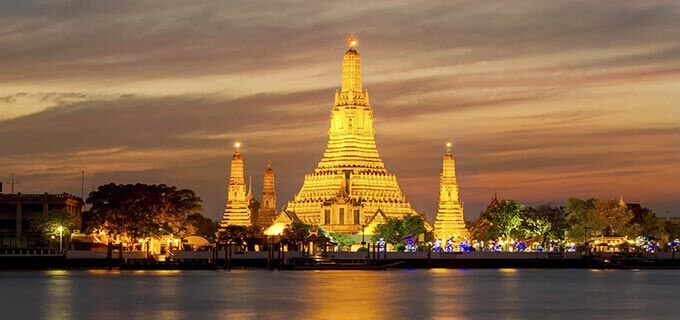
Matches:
[220,142,252,228]
[433,143,469,241]
[284,35,420,233]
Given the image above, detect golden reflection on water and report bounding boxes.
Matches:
[300,271,386,320]
[28,268,673,320]
[46,270,73,319]
[429,269,465,320]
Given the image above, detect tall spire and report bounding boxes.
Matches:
[246,176,253,203]
[434,142,468,243]
[220,142,252,228]
[341,34,362,93]
[258,161,277,227]
[285,35,419,234]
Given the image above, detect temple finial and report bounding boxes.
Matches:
[341,34,362,92]
[348,34,358,49]
[234,142,241,154]
[446,142,452,155]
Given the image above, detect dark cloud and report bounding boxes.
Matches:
[1,1,679,83]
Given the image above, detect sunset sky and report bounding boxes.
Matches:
[1,1,679,221]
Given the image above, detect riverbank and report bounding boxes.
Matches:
[3,250,680,269]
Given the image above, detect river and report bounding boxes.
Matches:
[0,269,677,319]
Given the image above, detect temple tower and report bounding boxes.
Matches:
[434,143,469,241]
[246,176,253,204]
[220,142,252,228]
[285,35,419,234]
[257,161,277,227]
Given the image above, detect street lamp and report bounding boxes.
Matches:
[57,225,64,253]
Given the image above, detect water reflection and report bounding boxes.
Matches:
[1,269,679,320]
[45,270,73,320]
[300,271,400,320]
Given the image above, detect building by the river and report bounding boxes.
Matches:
[0,192,83,248]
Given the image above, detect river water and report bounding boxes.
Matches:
[0,269,678,319]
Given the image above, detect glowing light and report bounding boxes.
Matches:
[348,34,358,48]
[446,142,452,148]
[57,226,63,233]
[264,223,286,236]
[234,142,241,149]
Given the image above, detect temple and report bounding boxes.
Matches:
[257,162,277,227]
[433,143,469,241]
[284,35,420,234]
[219,142,252,228]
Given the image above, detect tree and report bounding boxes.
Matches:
[566,198,634,242]
[31,209,77,242]
[565,198,601,242]
[372,214,427,244]
[282,221,311,251]
[522,204,568,246]
[664,221,680,240]
[217,225,246,245]
[86,183,203,243]
[329,232,355,249]
[469,218,494,242]
[522,214,552,243]
[184,213,219,241]
[243,226,264,251]
[480,200,524,241]
[216,225,263,251]
[402,214,427,240]
[630,207,665,240]
[372,218,402,244]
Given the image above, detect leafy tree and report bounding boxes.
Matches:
[86,183,202,243]
[565,198,601,242]
[216,225,263,251]
[596,199,634,237]
[630,207,664,240]
[664,221,680,240]
[372,214,427,244]
[479,199,524,241]
[566,198,634,241]
[184,213,219,241]
[372,218,402,244]
[329,232,355,248]
[243,225,264,251]
[402,214,427,239]
[522,204,568,245]
[32,209,77,240]
[523,214,552,242]
[469,217,494,242]
[217,225,246,244]
[282,221,311,251]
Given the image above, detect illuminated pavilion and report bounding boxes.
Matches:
[284,35,421,234]
[433,143,469,241]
